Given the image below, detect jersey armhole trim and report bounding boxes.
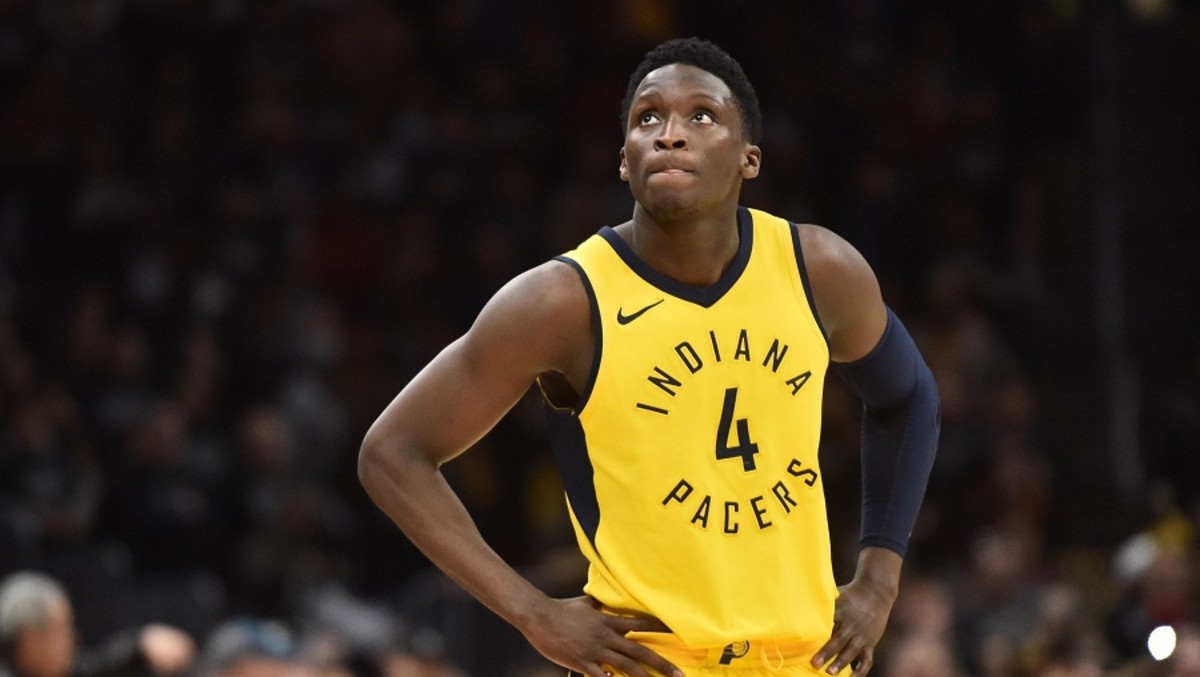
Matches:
[789,223,829,347]
[552,255,602,415]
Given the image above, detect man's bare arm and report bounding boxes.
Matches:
[799,224,888,364]
[358,260,682,677]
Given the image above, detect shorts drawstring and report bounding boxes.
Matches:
[759,640,786,672]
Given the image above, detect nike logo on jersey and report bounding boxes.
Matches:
[616,298,665,325]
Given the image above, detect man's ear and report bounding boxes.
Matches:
[619,147,629,182]
[741,145,762,179]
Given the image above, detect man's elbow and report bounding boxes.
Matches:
[357,426,435,496]
[914,360,941,429]
[357,427,390,493]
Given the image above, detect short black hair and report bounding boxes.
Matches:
[621,37,762,144]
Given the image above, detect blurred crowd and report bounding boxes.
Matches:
[1,1,1198,675]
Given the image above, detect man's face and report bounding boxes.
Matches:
[13,596,76,677]
[620,63,760,220]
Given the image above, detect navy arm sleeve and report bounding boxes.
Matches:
[832,307,940,557]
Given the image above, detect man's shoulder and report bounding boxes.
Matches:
[789,222,857,270]
[480,259,591,334]
[466,259,593,380]
[519,257,591,301]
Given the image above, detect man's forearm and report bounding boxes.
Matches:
[357,441,550,632]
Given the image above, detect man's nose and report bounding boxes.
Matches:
[654,116,688,150]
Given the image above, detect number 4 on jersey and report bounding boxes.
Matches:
[715,387,759,471]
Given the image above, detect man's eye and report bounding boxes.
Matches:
[639,112,660,125]
[693,111,714,124]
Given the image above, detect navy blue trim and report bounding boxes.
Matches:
[597,206,753,308]
[789,222,828,345]
[553,256,601,413]
[545,406,600,547]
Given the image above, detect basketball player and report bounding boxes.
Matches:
[359,38,940,676]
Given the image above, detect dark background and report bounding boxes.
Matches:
[2,0,1198,675]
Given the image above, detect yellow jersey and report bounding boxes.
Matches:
[544,207,835,648]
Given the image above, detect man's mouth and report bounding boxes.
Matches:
[648,162,697,176]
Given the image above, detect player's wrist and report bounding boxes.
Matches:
[852,546,903,602]
[507,589,558,638]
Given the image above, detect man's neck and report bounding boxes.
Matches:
[618,202,742,288]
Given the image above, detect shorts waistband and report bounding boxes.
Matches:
[628,632,823,669]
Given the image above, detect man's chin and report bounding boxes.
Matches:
[641,192,703,223]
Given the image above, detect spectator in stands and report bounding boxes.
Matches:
[0,571,195,677]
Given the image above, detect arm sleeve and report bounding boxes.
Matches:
[832,307,940,557]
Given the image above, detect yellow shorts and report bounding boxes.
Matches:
[571,633,829,676]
